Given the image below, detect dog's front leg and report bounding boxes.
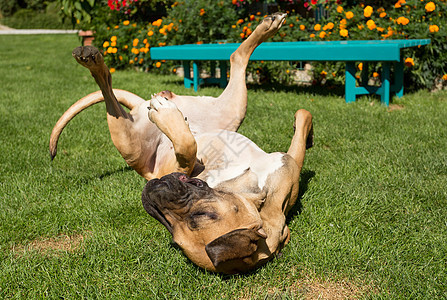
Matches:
[148,96,197,176]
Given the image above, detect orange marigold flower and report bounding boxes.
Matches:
[314,24,321,31]
[380,12,387,18]
[250,15,255,21]
[429,24,440,33]
[373,72,379,78]
[240,33,245,38]
[139,58,144,64]
[300,24,306,30]
[119,55,123,61]
[152,19,162,27]
[246,28,252,36]
[123,20,130,26]
[397,16,409,25]
[340,29,349,37]
[107,47,113,53]
[232,0,237,4]
[111,41,116,47]
[367,19,376,30]
[358,63,363,71]
[156,62,161,68]
[289,23,294,28]
[442,74,447,81]
[404,57,414,67]
[158,42,166,47]
[377,27,385,32]
[110,68,116,73]
[357,24,364,30]
[345,11,354,19]
[336,6,343,13]
[319,31,326,38]
[103,41,110,48]
[237,19,244,24]
[425,2,435,12]
[133,39,139,47]
[111,36,117,42]
[310,33,315,38]
[320,70,327,77]
[199,8,205,16]
[114,25,119,29]
[364,6,373,18]
[148,30,154,36]
[232,25,236,29]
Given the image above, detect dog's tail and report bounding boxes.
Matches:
[49,89,145,160]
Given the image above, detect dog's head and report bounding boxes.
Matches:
[142,172,267,274]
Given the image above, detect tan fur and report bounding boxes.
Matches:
[51,13,313,274]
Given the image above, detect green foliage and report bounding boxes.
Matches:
[58,0,98,29]
[89,0,446,90]
[1,3,74,29]
[0,0,52,17]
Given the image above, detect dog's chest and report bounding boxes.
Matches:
[195,131,285,189]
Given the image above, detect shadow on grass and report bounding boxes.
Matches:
[97,165,134,180]
[286,169,315,224]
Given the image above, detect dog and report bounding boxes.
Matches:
[50,13,313,274]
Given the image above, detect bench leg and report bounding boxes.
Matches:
[193,61,200,92]
[183,61,193,89]
[219,61,228,88]
[394,61,404,98]
[381,62,391,106]
[345,62,357,103]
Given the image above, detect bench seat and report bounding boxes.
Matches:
[150,39,430,106]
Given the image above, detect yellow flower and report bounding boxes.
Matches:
[367,19,376,30]
[107,47,113,53]
[133,39,139,47]
[404,57,414,67]
[336,6,343,13]
[123,20,130,26]
[340,29,349,37]
[314,24,321,31]
[358,63,363,71]
[111,36,117,42]
[110,68,116,73]
[320,70,327,77]
[155,62,161,68]
[442,74,447,81]
[111,41,116,47]
[425,2,435,12]
[345,11,354,19]
[112,47,117,54]
[148,30,154,36]
[114,25,119,29]
[152,19,162,27]
[429,25,440,33]
[103,41,110,48]
[319,31,326,38]
[364,6,373,18]
[300,24,306,30]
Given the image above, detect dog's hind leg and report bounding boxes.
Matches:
[216,13,287,131]
[287,109,313,172]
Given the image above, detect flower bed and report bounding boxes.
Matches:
[90,0,446,90]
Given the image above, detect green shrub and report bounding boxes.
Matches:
[94,0,446,90]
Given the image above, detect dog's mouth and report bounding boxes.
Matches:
[141,173,212,234]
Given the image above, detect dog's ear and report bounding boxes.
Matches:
[205,228,266,271]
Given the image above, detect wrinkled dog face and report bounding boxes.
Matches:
[142,172,266,273]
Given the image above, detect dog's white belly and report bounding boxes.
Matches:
[195,131,285,189]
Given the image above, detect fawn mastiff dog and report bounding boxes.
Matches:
[50,13,313,274]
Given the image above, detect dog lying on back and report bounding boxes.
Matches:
[50,13,313,274]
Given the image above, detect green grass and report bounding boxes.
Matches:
[1,34,446,299]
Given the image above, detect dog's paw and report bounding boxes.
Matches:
[72,46,104,70]
[148,96,186,128]
[256,12,287,40]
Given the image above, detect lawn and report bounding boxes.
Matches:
[0,34,446,299]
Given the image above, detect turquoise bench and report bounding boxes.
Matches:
[150,39,430,106]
